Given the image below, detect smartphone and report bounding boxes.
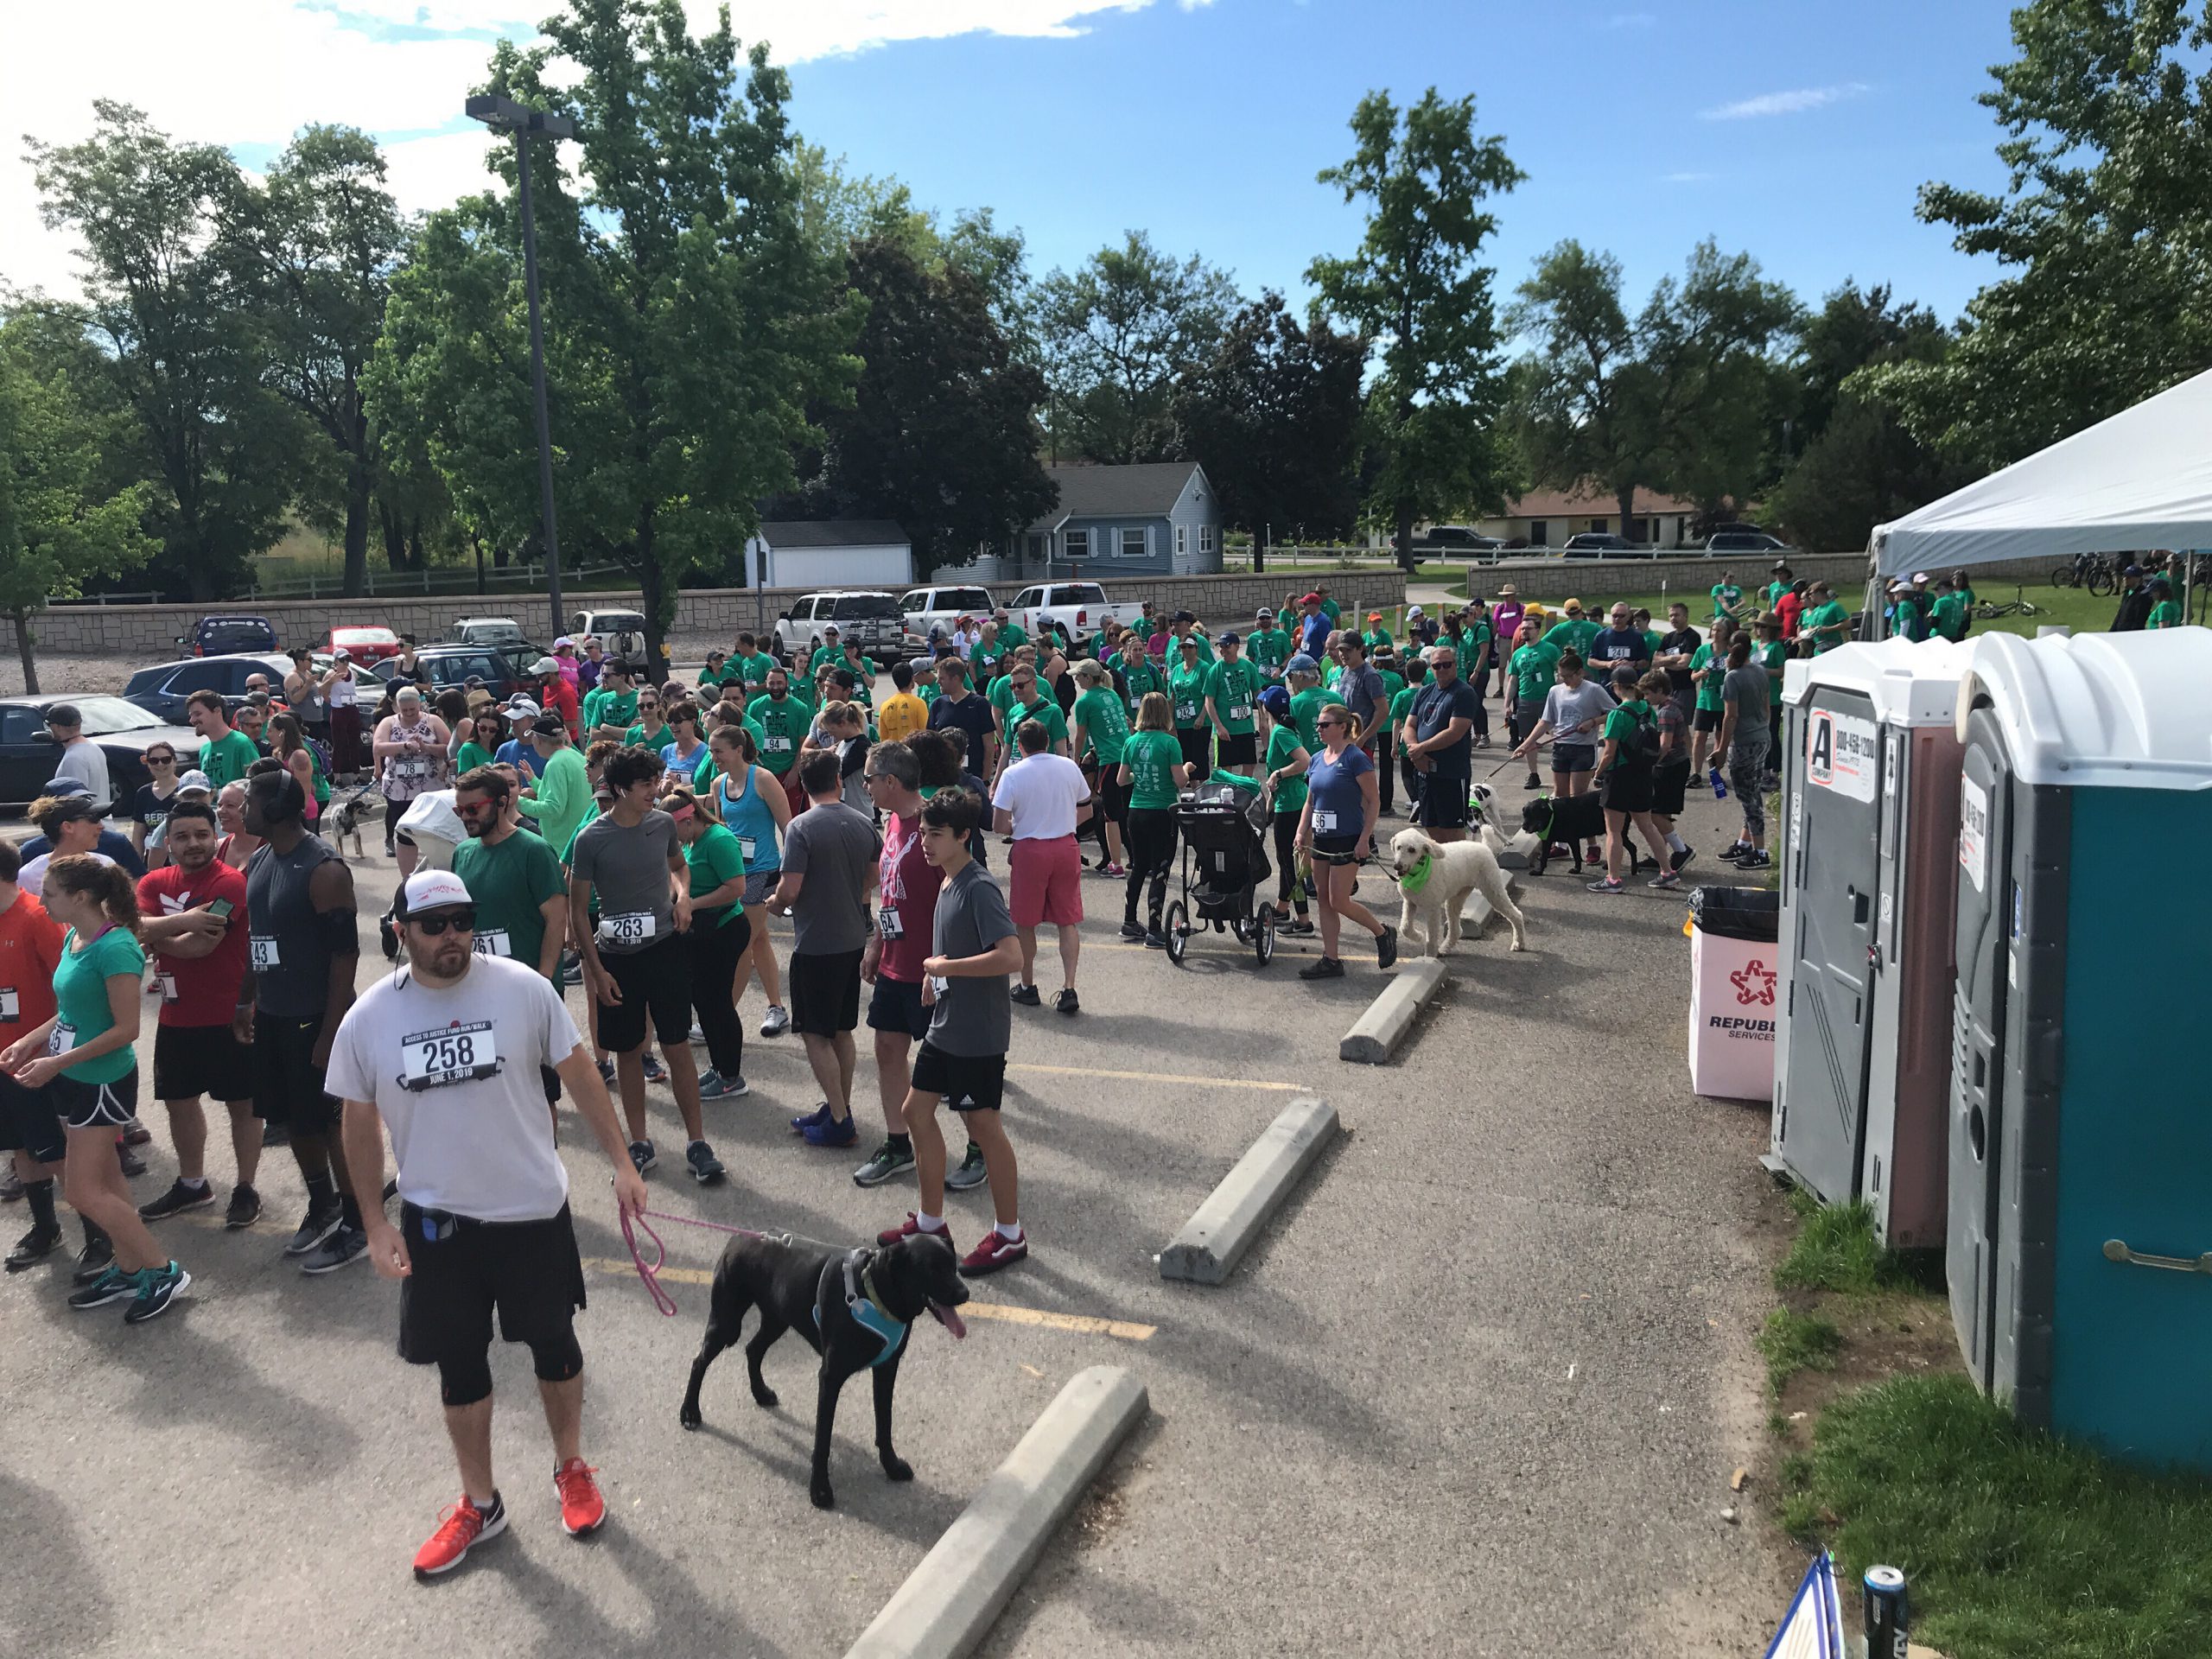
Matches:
[206,899,234,919]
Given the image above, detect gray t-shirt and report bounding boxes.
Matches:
[1541,680,1617,747]
[49,741,112,807]
[782,799,880,957]
[1340,664,1388,730]
[1723,664,1772,747]
[569,809,679,955]
[929,860,1014,1058]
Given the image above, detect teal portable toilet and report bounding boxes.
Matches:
[1947,627,2212,1467]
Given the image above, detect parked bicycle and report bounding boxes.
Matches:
[1974,586,2044,620]
[2049,551,2120,595]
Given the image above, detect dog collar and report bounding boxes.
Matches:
[1397,853,1434,895]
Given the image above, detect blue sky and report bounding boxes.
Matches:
[3,0,2024,329]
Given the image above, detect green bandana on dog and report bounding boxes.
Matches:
[1397,853,1434,895]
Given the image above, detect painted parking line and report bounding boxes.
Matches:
[725,1046,1304,1095]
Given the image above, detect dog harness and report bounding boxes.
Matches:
[1396,852,1433,896]
[814,1249,908,1369]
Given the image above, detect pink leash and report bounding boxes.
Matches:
[620,1207,774,1318]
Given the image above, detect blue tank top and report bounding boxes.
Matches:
[716,767,781,873]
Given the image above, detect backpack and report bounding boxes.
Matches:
[1619,703,1662,772]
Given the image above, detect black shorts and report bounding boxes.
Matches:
[598,935,691,1053]
[155,1021,254,1103]
[54,1071,137,1132]
[1553,742,1597,774]
[253,1014,338,1133]
[866,975,929,1042]
[0,1070,64,1163]
[397,1202,586,1369]
[1096,767,1130,824]
[909,1040,1007,1113]
[1600,766,1656,815]
[1651,760,1692,817]
[790,948,863,1038]
[1413,779,1471,830]
[1312,832,1362,867]
[1217,732,1256,766]
[1693,708,1723,734]
[1177,728,1212,772]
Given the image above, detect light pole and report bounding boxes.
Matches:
[466,93,575,642]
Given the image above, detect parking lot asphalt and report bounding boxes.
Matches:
[0,769,1793,1659]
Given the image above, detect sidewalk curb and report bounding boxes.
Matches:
[843,1365,1148,1659]
[1338,958,1447,1063]
[1159,1096,1339,1285]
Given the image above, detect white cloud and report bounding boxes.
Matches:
[1698,82,1869,121]
[1662,170,1714,183]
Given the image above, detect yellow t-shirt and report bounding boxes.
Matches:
[875,690,929,746]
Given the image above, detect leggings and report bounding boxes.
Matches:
[1468,683,1490,740]
[1123,807,1178,926]
[684,909,753,1079]
[1271,810,1308,915]
[1729,739,1770,838]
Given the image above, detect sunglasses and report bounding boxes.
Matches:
[639,700,660,710]
[410,909,476,936]
[144,753,176,765]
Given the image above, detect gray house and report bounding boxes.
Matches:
[969,461,1223,581]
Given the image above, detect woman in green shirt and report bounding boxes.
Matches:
[454,703,501,776]
[1167,635,1214,776]
[1257,684,1314,935]
[1687,618,1732,785]
[7,856,188,1322]
[1116,691,1193,946]
[1070,660,1130,878]
[2146,580,2183,629]
[666,785,751,1102]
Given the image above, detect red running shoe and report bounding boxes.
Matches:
[554,1458,605,1536]
[959,1228,1028,1276]
[413,1493,506,1578]
[877,1212,955,1250]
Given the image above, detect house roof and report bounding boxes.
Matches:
[1027,461,1204,532]
[1501,489,1698,519]
[756,518,908,549]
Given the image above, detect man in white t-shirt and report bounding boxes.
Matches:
[331,869,645,1580]
[991,719,1093,1014]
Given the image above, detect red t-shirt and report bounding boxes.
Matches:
[539,677,581,736]
[0,889,64,1038]
[875,808,937,983]
[137,861,251,1027]
[1777,591,1804,641]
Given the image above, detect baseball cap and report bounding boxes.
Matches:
[1173,610,1196,624]
[532,657,561,676]
[48,779,93,800]
[1407,605,1424,618]
[1889,580,1909,594]
[1257,684,1291,720]
[38,795,101,824]
[1911,572,1929,583]
[333,647,352,662]
[398,869,474,917]
[1300,592,1322,605]
[1367,611,1382,622]
[823,622,841,632]
[175,769,213,794]
[1218,631,1241,646]
[553,635,575,650]
[531,714,567,739]
[1255,606,1274,619]
[2125,564,2144,576]
[1285,652,1319,674]
[506,695,541,716]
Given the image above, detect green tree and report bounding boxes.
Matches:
[1307,88,1523,571]
[1174,292,1368,553]
[1036,231,1238,464]
[1863,0,2212,464]
[27,101,308,600]
[0,315,157,690]
[1505,240,1652,538]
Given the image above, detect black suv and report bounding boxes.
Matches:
[179,614,278,656]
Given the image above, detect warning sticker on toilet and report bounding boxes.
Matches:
[1959,775,1988,893]
[1805,709,1878,802]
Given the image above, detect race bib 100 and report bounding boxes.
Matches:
[250,937,281,972]
[399,1020,499,1091]
[598,912,655,947]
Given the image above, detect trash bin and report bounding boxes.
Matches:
[1687,886,1781,1100]
[1768,639,1972,1247]
[1948,629,2212,1468]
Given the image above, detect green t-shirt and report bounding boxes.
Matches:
[2147,600,2183,630]
[1116,653,1166,715]
[1171,631,1217,666]
[1122,729,1185,810]
[683,821,748,927]
[1599,699,1653,771]
[1319,597,1342,623]
[987,674,1018,733]
[1287,685,1346,755]
[451,828,567,976]
[969,640,1007,679]
[1363,628,1393,654]
[1642,629,1664,654]
[1454,622,1493,684]
[582,686,639,733]
[1802,600,1850,653]
[1930,593,1971,641]
[1543,618,1600,659]
[1508,642,1562,702]
[745,694,808,773]
[624,721,669,753]
[1167,663,1210,730]
[696,664,728,690]
[454,741,495,776]
[1071,686,1130,765]
[1761,639,1789,705]
[1388,683,1422,745]
[53,925,144,1085]
[1003,698,1068,752]
[1689,643,1726,712]
[1764,581,1790,611]
[807,644,842,678]
[738,652,777,691]
[1206,658,1262,734]
[1265,722,1309,815]
[198,728,260,789]
[1711,583,1744,621]
[996,622,1029,652]
[1246,626,1293,674]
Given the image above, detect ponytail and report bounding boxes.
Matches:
[47,854,141,936]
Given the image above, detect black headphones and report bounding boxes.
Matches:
[251,768,308,825]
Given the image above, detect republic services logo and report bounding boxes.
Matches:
[1730,959,1777,1007]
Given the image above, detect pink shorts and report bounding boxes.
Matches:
[1008,835,1084,928]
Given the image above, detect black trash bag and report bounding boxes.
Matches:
[1689,885,1780,942]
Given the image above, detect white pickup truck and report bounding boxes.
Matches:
[1005,582,1145,648]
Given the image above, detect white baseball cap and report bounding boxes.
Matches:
[505,695,541,716]
[400,869,473,916]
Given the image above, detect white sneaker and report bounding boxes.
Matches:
[688,1022,705,1045]
[760,1005,791,1038]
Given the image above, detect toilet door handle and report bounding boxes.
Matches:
[2102,1239,2212,1275]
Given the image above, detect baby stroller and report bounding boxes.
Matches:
[1164,773,1275,968]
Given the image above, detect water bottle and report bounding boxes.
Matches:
[1710,765,1728,800]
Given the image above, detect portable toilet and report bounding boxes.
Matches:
[1947,628,2212,1467]
[1769,638,1971,1248]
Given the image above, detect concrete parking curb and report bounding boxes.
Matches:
[1338,957,1447,1063]
[843,1364,1148,1659]
[1159,1095,1339,1285]
[1461,874,1522,937]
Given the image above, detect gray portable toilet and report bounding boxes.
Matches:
[1770,639,1971,1247]
[1948,629,2212,1465]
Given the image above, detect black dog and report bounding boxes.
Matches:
[678,1230,969,1510]
[1519,793,1645,877]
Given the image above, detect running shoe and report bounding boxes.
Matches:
[1118,921,1146,940]
[284,1203,343,1257]
[5,1224,60,1272]
[853,1139,916,1188]
[137,1179,215,1222]
[554,1459,605,1536]
[641,1052,668,1084]
[1055,988,1080,1015]
[1298,957,1344,980]
[1100,862,1127,879]
[1718,843,1752,863]
[790,1103,831,1134]
[1648,872,1681,890]
[1376,925,1398,969]
[117,1141,146,1179]
[628,1139,658,1175]
[0,1164,22,1202]
[696,1069,749,1101]
[1009,983,1041,1007]
[1143,928,1167,950]
[300,1226,367,1274]
[124,1261,191,1325]
[760,1005,791,1038]
[67,1263,137,1310]
[688,1022,705,1045]
[224,1184,262,1230]
[1281,916,1316,937]
[959,1229,1027,1277]
[946,1142,989,1191]
[122,1117,152,1147]
[413,1493,506,1579]
[801,1113,857,1150]
[561,952,583,988]
[261,1120,289,1149]
[876,1212,954,1249]
[73,1232,114,1284]
[597,1057,617,1086]
[1741,850,1772,870]
[1587,876,1625,893]
[1670,846,1696,874]
[685,1141,727,1185]
[1524,772,1541,790]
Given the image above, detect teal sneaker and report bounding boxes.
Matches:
[124,1261,192,1325]
[67,1263,137,1311]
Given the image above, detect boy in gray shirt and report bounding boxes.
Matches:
[872,785,1028,1277]
[774,751,883,1147]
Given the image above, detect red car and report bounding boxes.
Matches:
[322,625,403,663]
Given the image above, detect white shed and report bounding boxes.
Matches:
[747,520,912,590]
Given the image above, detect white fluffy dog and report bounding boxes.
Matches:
[1388,826,1528,956]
